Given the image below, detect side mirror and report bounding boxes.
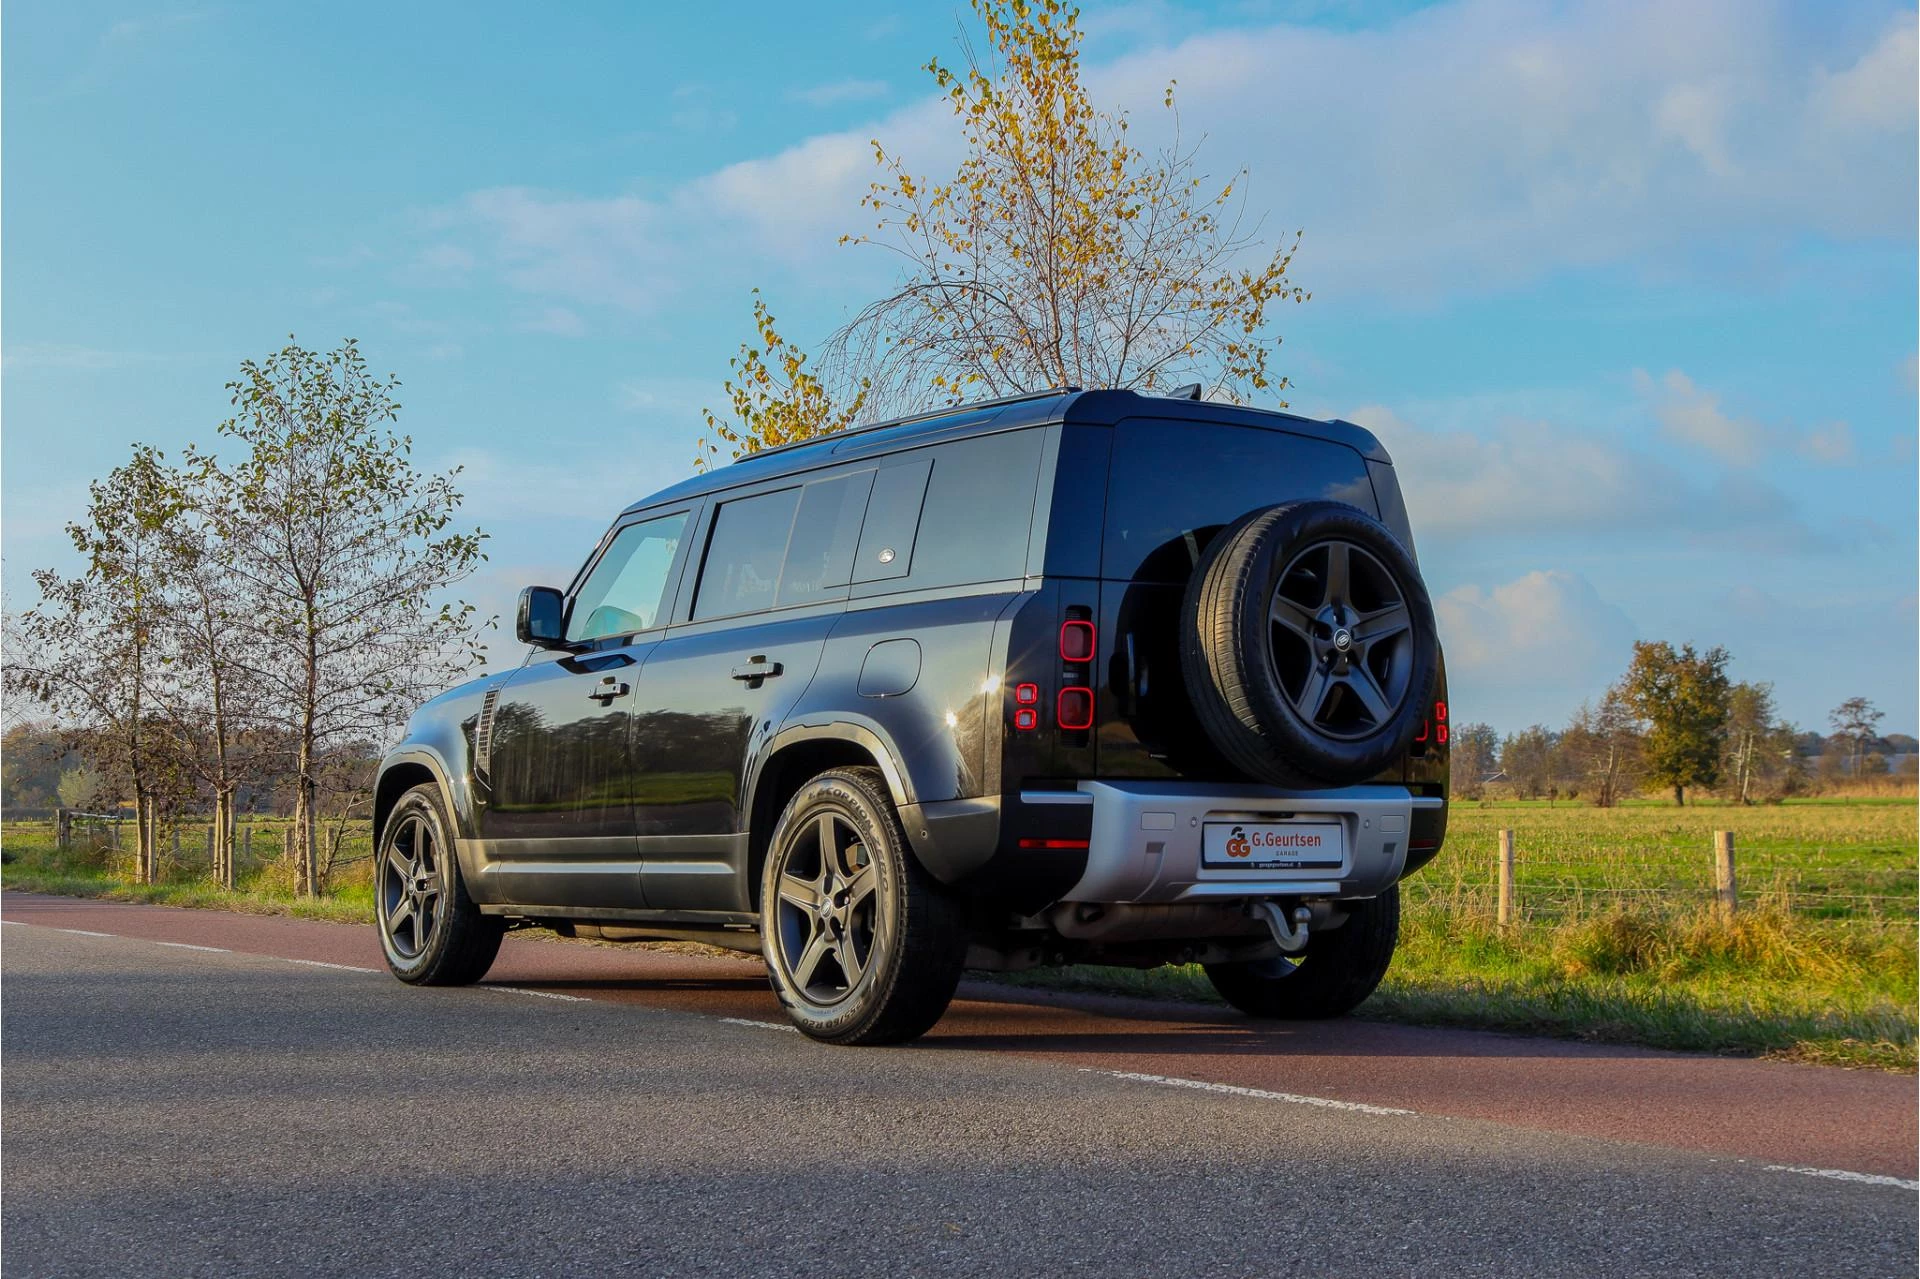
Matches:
[515,586,567,648]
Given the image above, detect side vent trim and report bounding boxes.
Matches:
[475,687,501,781]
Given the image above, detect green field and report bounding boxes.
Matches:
[6,797,1916,1069]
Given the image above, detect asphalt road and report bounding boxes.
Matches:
[3,894,1914,1277]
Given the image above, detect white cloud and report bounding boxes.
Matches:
[1435,570,1638,726]
[1631,367,1856,467]
[417,1,1915,315]
[1349,403,1826,551]
[790,78,890,107]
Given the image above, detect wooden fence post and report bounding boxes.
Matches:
[1713,831,1737,918]
[1497,829,1516,927]
[57,809,72,851]
[244,825,253,862]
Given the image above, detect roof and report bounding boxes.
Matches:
[623,387,1389,515]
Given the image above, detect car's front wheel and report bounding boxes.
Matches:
[1203,887,1400,1018]
[377,783,504,985]
[760,767,967,1045]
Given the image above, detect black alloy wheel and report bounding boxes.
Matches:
[1267,539,1417,740]
[376,784,504,986]
[760,767,967,1045]
[772,808,882,1006]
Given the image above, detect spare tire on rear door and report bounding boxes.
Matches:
[1181,501,1437,788]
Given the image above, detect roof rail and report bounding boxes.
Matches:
[731,386,1081,464]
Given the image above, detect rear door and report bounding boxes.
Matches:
[478,509,691,908]
[1095,417,1380,779]
[628,469,872,911]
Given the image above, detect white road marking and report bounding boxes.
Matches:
[720,1017,800,1033]
[1764,1164,1920,1192]
[154,941,230,953]
[55,928,118,938]
[491,986,591,1003]
[275,957,379,973]
[1086,1068,1417,1117]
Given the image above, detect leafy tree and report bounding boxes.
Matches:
[1448,722,1498,799]
[833,0,1308,412]
[1,723,78,810]
[1619,641,1732,805]
[696,291,868,469]
[148,456,263,889]
[8,447,185,878]
[204,338,487,895]
[1828,697,1884,776]
[1499,725,1556,800]
[702,0,1311,460]
[56,764,107,812]
[1721,681,1792,803]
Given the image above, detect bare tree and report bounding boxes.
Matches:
[1829,696,1884,777]
[202,338,487,895]
[7,447,182,879]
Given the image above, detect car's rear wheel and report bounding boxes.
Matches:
[377,783,504,985]
[1203,887,1400,1019]
[760,767,967,1045]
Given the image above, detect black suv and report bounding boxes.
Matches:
[373,388,1449,1043]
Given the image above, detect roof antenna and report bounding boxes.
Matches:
[1168,383,1204,400]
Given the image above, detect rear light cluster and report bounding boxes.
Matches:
[1058,608,1095,737]
[1009,609,1097,737]
[1412,699,1449,751]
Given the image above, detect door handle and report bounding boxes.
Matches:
[588,674,631,704]
[730,656,784,686]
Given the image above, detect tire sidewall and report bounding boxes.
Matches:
[376,785,459,981]
[759,772,908,1039]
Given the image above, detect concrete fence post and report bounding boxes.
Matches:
[1713,831,1737,919]
[244,825,254,862]
[1497,829,1516,927]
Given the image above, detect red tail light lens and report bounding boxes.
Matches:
[1060,620,1096,662]
[1014,682,1039,706]
[1057,686,1094,731]
[1014,708,1038,731]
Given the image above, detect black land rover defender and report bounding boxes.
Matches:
[373,388,1449,1044]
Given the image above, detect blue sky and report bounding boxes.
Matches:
[5,0,1915,735]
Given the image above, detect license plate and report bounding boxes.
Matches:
[1202,820,1345,871]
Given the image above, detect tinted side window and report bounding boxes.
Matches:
[778,471,874,607]
[1104,420,1377,582]
[904,429,1045,589]
[694,488,801,620]
[853,458,931,584]
[567,512,688,641]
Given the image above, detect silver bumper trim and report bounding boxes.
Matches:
[1060,780,1417,904]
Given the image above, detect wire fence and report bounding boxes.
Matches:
[18,811,377,889]
[1403,826,1917,926]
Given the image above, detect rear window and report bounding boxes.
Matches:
[1103,419,1377,582]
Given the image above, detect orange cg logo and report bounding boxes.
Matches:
[1225,826,1251,858]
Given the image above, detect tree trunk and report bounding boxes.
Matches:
[1673,784,1685,807]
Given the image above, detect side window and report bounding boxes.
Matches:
[853,458,932,584]
[567,512,688,641]
[904,429,1045,589]
[778,471,874,607]
[693,487,802,620]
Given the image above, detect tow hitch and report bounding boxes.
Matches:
[1251,900,1312,955]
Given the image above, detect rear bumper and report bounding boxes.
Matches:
[1050,780,1442,904]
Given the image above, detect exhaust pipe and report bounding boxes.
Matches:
[1251,900,1312,954]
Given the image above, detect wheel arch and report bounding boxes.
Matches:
[372,751,462,851]
[740,724,911,912]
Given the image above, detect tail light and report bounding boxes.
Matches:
[1057,686,1094,731]
[1059,620,1096,662]
[1412,699,1449,750]
[1057,611,1094,735]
